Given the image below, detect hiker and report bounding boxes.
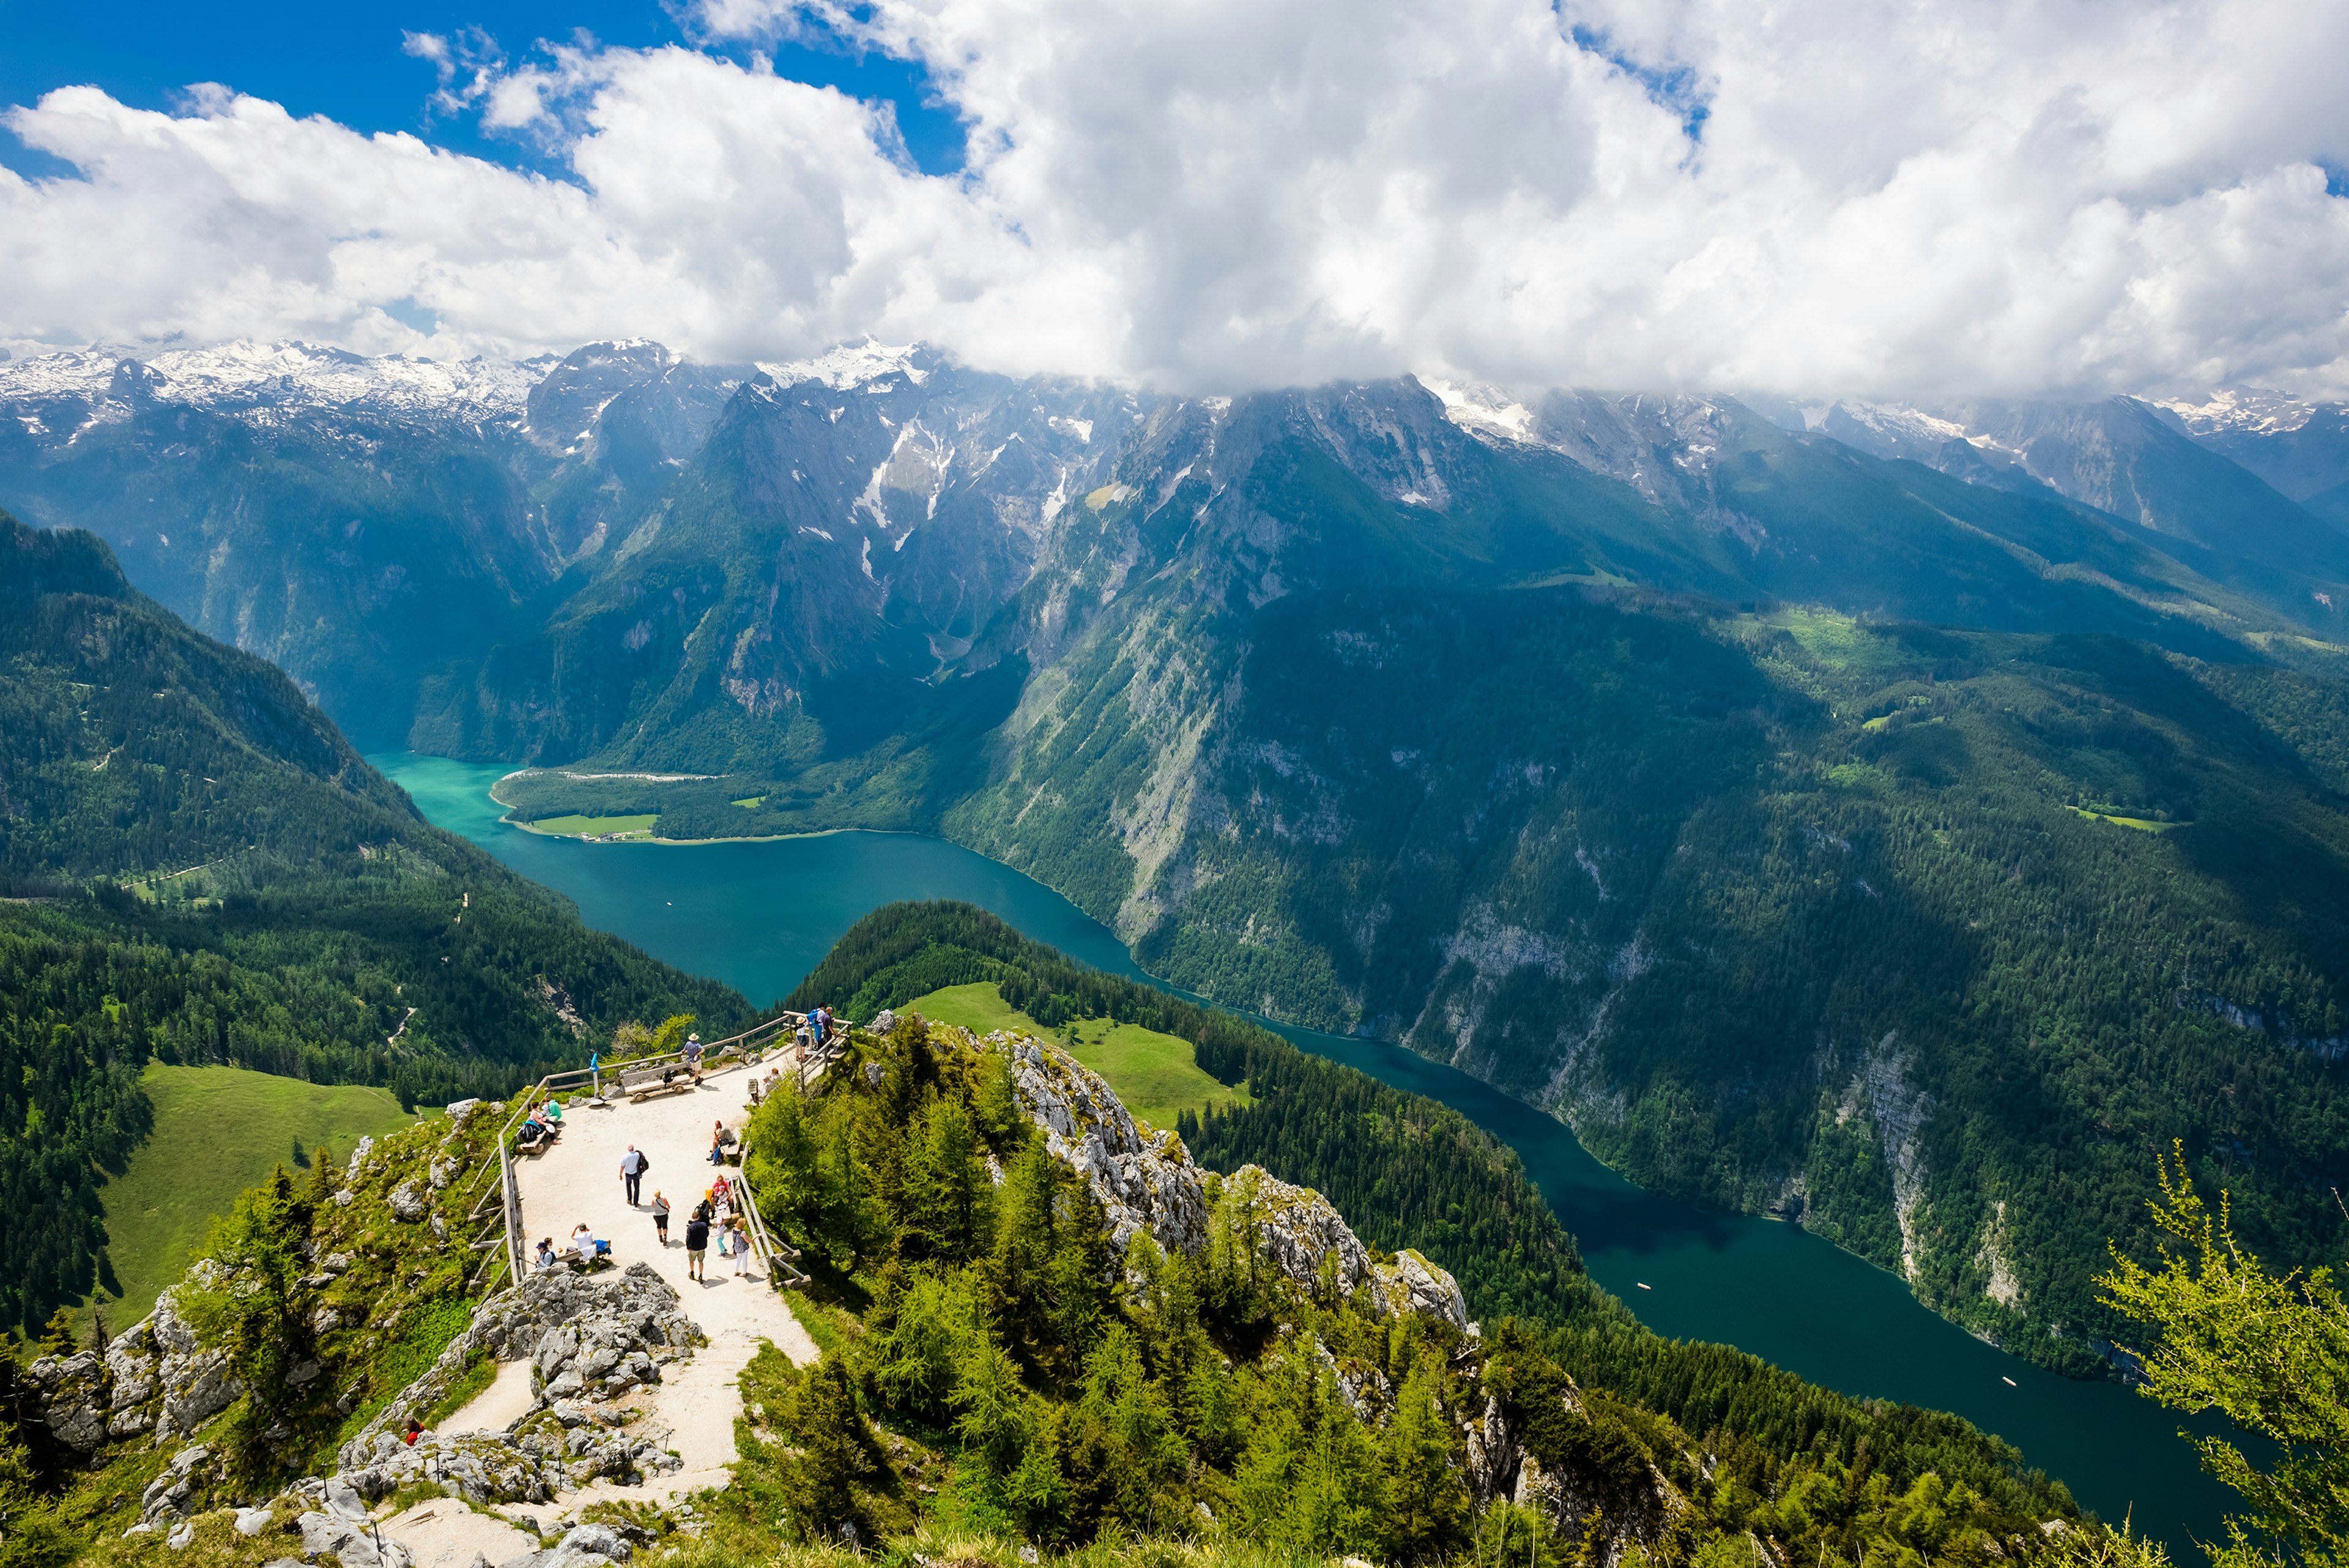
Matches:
[571,1222,609,1261]
[650,1191,672,1247]
[403,1418,425,1447]
[809,1005,832,1043]
[543,1096,565,1131]
[535,1237,558,1271]
[684,1033,704,1084]
[745,1074,762,1107]
[685,1208,711,1282]
[517,1114,551,1151]
[766,1067,782,1100]
[709,1120,735,1165]
[729,1216,753,1276]
[620,1145,648,1205]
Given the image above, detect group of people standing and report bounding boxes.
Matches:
[623,1142,755,1282]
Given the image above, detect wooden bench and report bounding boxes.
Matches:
[617,1065,697,1099]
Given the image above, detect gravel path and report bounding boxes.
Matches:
[413,1053,820,1555]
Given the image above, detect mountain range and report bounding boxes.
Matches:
[5,338,2347,1372]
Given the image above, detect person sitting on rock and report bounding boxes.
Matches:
[403,1418,425,1446]
[535,1237,558,1271]
[571,1222,609,1263]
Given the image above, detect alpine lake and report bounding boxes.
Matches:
[379,751,2237,1552]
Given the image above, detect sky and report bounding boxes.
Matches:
[4,0,2348,399]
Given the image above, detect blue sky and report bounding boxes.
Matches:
[0,0,967,179]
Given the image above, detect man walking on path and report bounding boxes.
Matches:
[620,1145,648,1205]
[685,1208,711,1282]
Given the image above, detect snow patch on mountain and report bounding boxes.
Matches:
[1419,376,1538,444]
[758,340,929,391]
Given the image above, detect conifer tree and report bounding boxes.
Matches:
[1381,1346,1469,1561]
[777,1354,875,1544]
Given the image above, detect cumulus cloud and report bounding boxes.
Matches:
[4,0,2347,396]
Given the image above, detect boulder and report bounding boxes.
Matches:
[23,1349,109,1452]
[556,1523,632,1561]
[1371,1249,1470,1330]
[390,1178,431,1222]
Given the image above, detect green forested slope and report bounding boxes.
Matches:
[789,901,2073,1513]
[0,513,746,1332]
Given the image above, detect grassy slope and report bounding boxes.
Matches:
[904,981,1250,1130]
[95,1064,420,1329]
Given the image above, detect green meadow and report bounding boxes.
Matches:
[95,1065,420,1329]
[904,981,1251,1132]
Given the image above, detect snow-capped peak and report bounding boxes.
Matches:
[757,340,930,392]
[1418,375,1540,444]
[2151,387,2321,437]
[0,340,546,422]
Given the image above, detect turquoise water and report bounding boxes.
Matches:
[381,751,2235,1548]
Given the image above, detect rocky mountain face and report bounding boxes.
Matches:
[1787,393,2349,616]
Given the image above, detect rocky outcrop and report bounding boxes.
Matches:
[339,1262,698,1469]
[1226,1165,1373,1293]
[1223,1165,1470,1328]
[342,1413,680,1507]
[289,1476,415,1568]
[1371,1249,1471,1330]
[22,1349,109,1452]
[149,1271,244,1442]
[1000,1035,1209,1258]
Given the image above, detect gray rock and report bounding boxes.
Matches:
[390,1178,430,1222]
[326,1476,369,1521]
[24,1349,109,1452]
[234,1507,275,1536]
[160,1350,240,1433]
[556,1523,631,1561]
[313,1306,344,1335]
[447,1098,484,1119]
[1002,1036,1209,1258]
[1371,1248,1470,1330]
[166,1520,195,1550]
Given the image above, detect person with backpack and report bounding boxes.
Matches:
[729,1216,754,1276]
[684,1207,711,1282]
[620,1145,648,1205]
[650,1191,671,1247]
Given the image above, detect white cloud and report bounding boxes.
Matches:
[5,0,2347,397]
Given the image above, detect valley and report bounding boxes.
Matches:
[10,335,2345,1383]
[374,752,2236,1547]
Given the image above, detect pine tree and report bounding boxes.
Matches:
[1381,1347,1470,1561]
[34,1310,75,1360]
[778,1353,875,1544]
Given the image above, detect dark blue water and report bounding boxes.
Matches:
[381,752,2234,1548]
